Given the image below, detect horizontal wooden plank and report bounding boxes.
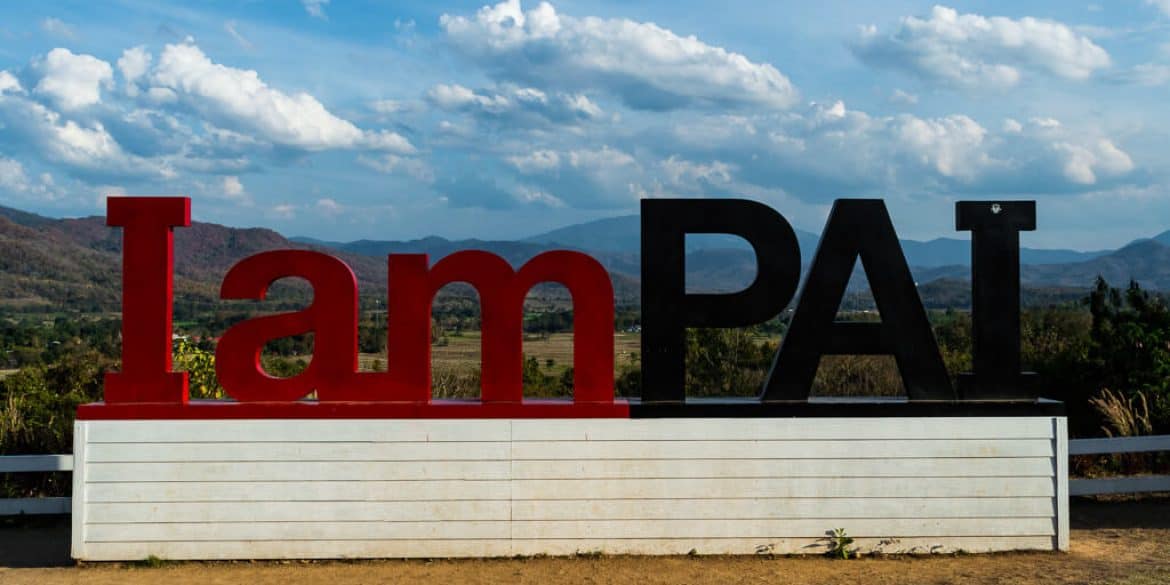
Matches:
[82,418,1059,445]
[506,536,1056,556]
[87,478,512,503]
[85,517,1052,544]
[85,477,1055,504]
[87,500,510,523]
[1069,475,1170,496]
[510,497,1056,520]
[77,535,1056,560]
[507,518,1055,539]
[512,418,1056,442]
[511,439,1054,460]
[0,454,73,472]
[510,457,1056,480]
[510,477,1055,499]
[82,497,1055,524]
[86,458,1056,484]
[0,496,71,515]
[86,442,510,464]
[1069,435,1170,456]
[87,461,516,484]
[87,520,510,542]
[83,419,512,444]
[78,539,512,560]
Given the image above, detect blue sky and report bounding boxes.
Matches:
[0,1,1167,249]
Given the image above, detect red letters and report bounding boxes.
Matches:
[388,250,615,404]
[216,250,360,402]
[104,197,190,404]
[89,196,625,418]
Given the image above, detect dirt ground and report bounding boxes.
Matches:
[2,496,1168,585]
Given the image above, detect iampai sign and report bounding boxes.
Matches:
[70,197,1068,561]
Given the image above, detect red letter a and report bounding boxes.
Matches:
[215,250,359,402]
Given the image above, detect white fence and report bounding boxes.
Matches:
[1068,435,1170,496]
[2,434,1167,518]
[0,454,72,515]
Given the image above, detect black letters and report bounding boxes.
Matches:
[956,201,1038,399]
[640,199,801,403]
[762,200,953,401]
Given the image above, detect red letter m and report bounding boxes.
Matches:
[387,250,614,404]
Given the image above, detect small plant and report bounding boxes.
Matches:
[825,528,857,559]
[136,554,166,568]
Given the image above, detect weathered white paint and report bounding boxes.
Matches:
[72,416,1068,560]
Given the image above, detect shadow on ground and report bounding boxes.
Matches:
[0,514,71,567]
[1070,494,1170,530]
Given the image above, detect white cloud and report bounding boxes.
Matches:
[117,46,151,96]
[1113,63,1170,86]
[1030,117,1062,130]
[514,185,565,207]
[34,48,114,110]
[315,198,342,216]
[268,203,296,219]
[369,99,405,114]
[151,42,413,153]
[1053,139,1134,185]
[40,18,76,40]
[853,6,1111,89]
[221,175,247,201]
[659,156,734,188]
[654,99,1139,201]
[567,145,637,171]
[362,130,415,153]
[0,156,60,200]
[357,154,435,182]
[890,88,918,105]
[0,95,171,178]
[224,20,253,50]
[1148,1,1170,17]
[302,0,329,19]
[507,149,560,173]
[894,114,989,179]
[440,0,799,110]
[0,71,23,95]
[426,83,601,124]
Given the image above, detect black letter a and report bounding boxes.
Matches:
[762,199,953,401]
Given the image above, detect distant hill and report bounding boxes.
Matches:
[521,214,822,262]
[1025,239,1170,291]
[0,205,388,312]
[3,201,1169,315]
[520,213,1106,267]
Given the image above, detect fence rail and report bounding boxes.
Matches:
[1068,435,1170,496]
[1,434,1168,515]
[0,454,73,516]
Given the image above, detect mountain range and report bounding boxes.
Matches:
[2,203,1169,313]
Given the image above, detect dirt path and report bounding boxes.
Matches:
[2,497,1168,585]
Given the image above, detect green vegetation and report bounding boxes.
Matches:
[825,528,857,560]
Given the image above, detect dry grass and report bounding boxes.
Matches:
[1090,388,1153,437]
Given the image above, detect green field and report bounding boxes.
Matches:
[359,331,641,376]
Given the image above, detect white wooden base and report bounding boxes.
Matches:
[72,417,1069,560]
